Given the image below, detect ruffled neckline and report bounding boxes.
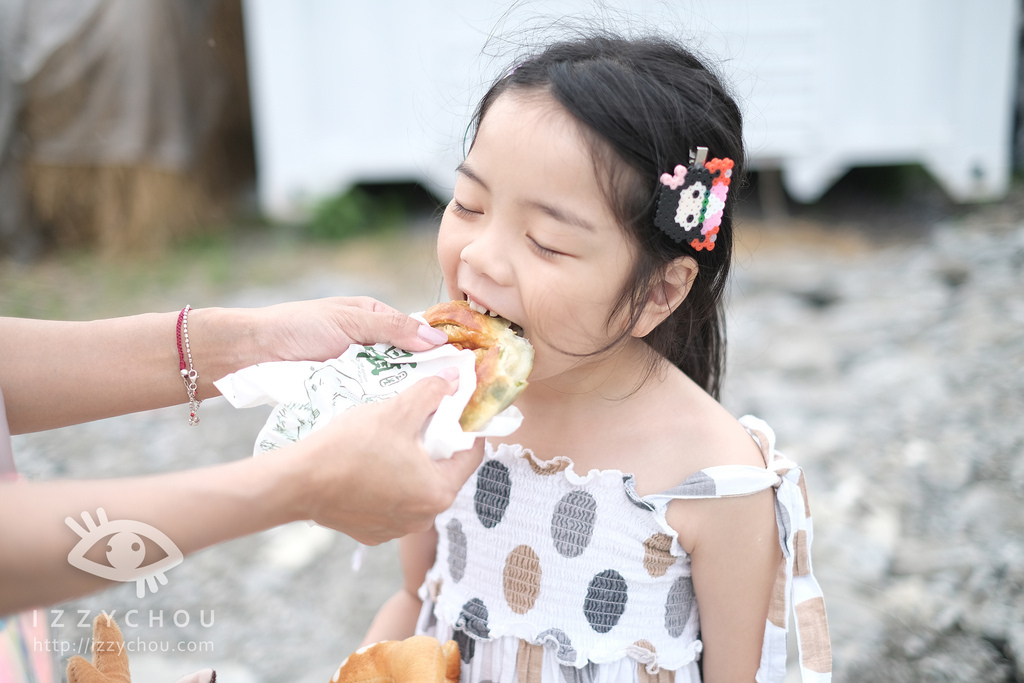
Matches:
[487,441,661,509]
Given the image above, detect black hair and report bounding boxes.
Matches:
[467,34,744,399]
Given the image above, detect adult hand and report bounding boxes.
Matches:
[0,297,453,434]
[288,370,484,544]
[246,296,449,364]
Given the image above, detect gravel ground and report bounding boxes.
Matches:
[7,195,1024,682]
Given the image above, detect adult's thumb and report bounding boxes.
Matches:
[436,438,486,488]
[391,370,459,427]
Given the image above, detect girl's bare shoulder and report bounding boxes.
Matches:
[628,365,765,494]
[639,366,778,556]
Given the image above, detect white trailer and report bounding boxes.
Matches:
[242,0,1020,220]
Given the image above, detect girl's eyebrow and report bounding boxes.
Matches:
[527,200,597,233]
[457,161,596,233]
[456,162,488,190]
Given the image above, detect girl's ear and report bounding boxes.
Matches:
[631,256,698,338]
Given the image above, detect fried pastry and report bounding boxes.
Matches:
[423,300,533,431]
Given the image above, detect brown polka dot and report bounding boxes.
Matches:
[525,452,572,476]
[794,529,810,576]
[633,640,656,654]
[503,545,541,615]
[798,471,812,517]
[643,533,676,577]
[637,664,675,683]
[795,597,832,673]
[767,558,787,628]
[748,428,771,466]
[516,640,544,683]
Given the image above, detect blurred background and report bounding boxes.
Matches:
[3,1,1024,682]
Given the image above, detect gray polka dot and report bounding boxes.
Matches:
[776,496,791,558]
[622,475,655,511]
[537,628,577,665]
[662,470,717,498]
[665,574,695,637]
[456,598,490,639]
[453,629,475,664]
[446,518,467,582]
[421,608,437,632]
[551,490,597,558]
[583,569,627,634]
[474,460,511,529]
[559,662,598,683]
[454,597,490,663]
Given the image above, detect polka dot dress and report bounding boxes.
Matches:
[417,416,832,683]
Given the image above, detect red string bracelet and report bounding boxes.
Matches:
[176,305,202,426]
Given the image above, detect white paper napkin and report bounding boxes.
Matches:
[214,342,523,460]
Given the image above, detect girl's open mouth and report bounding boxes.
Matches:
[464,295,526,338]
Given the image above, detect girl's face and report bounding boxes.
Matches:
[437,91,641,384]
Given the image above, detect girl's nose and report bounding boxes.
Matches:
[460,227,513,286]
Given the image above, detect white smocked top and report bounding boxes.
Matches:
[417,416,832,683]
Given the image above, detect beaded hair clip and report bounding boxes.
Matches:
[654,147,734,251]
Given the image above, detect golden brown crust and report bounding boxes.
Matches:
[332,636,460,682]
[423,300,533,431]
[423,300,509,349]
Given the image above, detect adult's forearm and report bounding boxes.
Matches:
[0,448,302,615]
[0,372,481,616]
[0,309,255,434]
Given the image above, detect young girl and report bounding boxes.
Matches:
[363,35,831,682]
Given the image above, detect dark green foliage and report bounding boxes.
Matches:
[305,184,429,240]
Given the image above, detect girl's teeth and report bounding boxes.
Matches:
[467,298,504,319]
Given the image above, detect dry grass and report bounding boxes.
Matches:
[0,223,441,320]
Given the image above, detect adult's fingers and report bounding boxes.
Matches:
[336,304,448,352]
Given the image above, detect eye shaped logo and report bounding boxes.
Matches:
[66,508,183,599]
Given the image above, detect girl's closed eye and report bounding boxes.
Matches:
[528,236,565,259]
[451,199,481,218]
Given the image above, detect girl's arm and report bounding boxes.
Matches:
[668,489,781,682]
[0,297,447,434]
[361,527,439,645]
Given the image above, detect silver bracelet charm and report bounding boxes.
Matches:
[176,305,202,426]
